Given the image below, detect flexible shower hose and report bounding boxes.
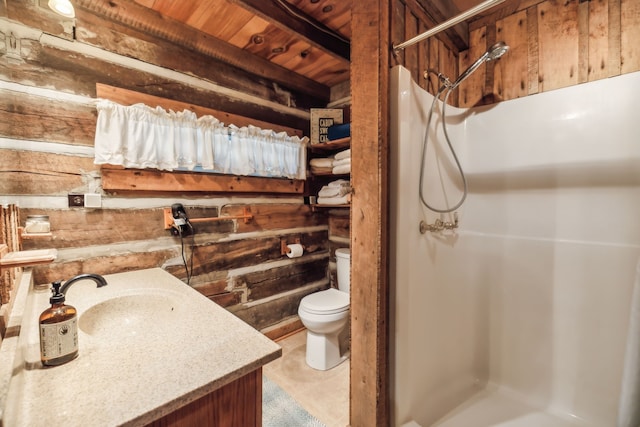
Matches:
[419,76,468,213]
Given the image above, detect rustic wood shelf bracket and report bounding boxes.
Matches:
[163,207,253,230]
[18,227,53,242]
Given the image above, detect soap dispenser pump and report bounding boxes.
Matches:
[39,280,78,366]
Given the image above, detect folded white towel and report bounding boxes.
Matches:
[332,164,351,175]
[332,157,351,167]
[328,179,350,187]
[310,157,334,168]
[317,194,350,205]
[318,185,351,198]
[319,187,339,198]
[334,148,351,160]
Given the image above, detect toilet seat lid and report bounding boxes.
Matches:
[300,288,349,315]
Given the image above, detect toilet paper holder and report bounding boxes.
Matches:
[280,237,304,255]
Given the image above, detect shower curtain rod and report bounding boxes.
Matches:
[393,0,506,51]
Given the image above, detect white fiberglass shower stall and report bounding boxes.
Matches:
[389,65,640,427]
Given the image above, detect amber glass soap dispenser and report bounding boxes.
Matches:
[39,280,78,366]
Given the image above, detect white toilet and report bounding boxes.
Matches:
[298,248,350,370]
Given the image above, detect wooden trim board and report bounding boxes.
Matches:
[101,166,305,194]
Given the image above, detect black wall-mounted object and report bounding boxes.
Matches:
[170,203,192,236]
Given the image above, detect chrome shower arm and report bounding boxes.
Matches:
[451,42,509,90]
[451,52,489,89]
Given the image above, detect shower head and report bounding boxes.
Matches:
[487,41,509,60]
[450,41,509,90]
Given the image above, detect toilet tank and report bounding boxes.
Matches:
[335,248,350,294]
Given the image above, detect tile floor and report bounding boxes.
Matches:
[263,329,350,427]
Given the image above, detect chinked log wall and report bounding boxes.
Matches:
[0,0,332,339]
[393,0,640,107]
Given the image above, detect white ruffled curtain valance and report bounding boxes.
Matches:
[94,100,307,180]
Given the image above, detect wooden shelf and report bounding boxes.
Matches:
[308,136,350,178]
[101,166,305,194]
[309,137,350,152]
[20,232,53,240]
[0,249,57,269]
[309,172,350,178]
[309,137,351,211]
[311,204,350,212]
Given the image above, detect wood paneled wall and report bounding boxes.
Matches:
[0,1,330,338]
[327,209,350,287]
[460,0,640,107]
[391,0,460,102]
[391,0,640,107]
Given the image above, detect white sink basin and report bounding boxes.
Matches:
[1,268,282,427]
[79,290,187,341]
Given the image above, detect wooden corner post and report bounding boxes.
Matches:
[351,1,390,426]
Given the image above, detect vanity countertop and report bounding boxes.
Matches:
[0,268,281,427]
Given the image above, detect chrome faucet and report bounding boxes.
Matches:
[419,212,459,234]
[59,273,108,295]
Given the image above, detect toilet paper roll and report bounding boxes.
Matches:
[286,243,304,258]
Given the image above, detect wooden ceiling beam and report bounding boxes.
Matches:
[74,0,330,101]
[228,0,350,61]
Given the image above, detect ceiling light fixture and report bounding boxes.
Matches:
[48,0,75,18]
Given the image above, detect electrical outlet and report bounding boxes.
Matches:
[68,194,84,207]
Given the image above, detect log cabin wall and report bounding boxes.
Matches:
[0,0,334,339]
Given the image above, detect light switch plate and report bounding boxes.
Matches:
[84,193,102,208]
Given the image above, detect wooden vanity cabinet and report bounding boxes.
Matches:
[146,368,262,427]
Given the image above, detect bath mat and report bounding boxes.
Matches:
[263,375,326,427]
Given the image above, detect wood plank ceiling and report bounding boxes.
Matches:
[126,0,497,94]
[70,0,500,112]
[133,0,352,88]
